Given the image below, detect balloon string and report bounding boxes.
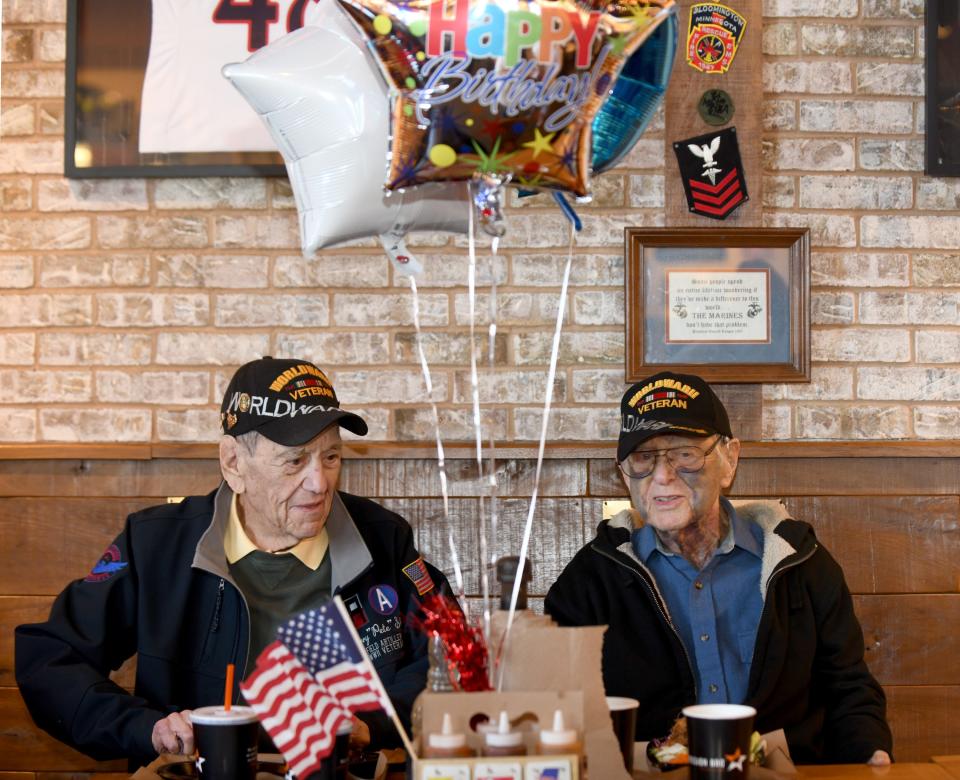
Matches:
[496,219,577,691]
[486,239,500,624]
[408,274,464,607]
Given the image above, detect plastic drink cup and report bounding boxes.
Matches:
[605,696,639,773]
[683,703,757,780]
[191,705,259,780]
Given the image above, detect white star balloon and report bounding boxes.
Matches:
[222,9,469,276]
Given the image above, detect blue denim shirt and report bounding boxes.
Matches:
[632,497,764,704]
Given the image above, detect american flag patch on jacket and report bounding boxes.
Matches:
[402,557,435,595]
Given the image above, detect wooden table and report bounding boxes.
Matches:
[932,756,960,780]
[632,765,956,780]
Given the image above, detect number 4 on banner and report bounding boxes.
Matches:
[213,0,319,52]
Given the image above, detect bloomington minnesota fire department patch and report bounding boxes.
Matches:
[673,126,748,220]
[686,3,747,74]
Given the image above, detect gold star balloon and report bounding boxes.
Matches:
[337,0,676,197]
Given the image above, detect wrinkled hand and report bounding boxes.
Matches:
[868,750,891,766]
[152,710,194,755]
[350,717,371,751]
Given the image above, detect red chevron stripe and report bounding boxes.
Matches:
[691,189,744,216]
[689,168,739,194]
[692,179,742,207]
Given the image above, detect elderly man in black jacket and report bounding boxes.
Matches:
[545,371,892,765]
[16,357,448,765]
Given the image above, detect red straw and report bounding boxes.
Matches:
[224,663,235,711]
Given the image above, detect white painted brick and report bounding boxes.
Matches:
[464,212,662,250]
[917,179,960,210]
[0,369,91,401]
[798,175,912,210]
[96,371,210,404]
[454,370,566,404]
[405,231,454,249]
[763,0,857,15]
[97,216,207,249]
[98,293,209,327]
[1,29,32,62]
[40,409,151,442]
[270,180,296,209]
[862,216,960,249]
[916,332,960,363]
[38,29,65,61]
[795,404,910,438]
[39,254,149,287]
[1,103,34,135]
[39,333,151,365]
[154,178,268,210]
[454,292,560,326]
[0,407,36,441]
[514,331,624,366]
[812,292,855,324]
[859,367,960,400]
[611,138,664,170]
[914,254,960,287]
[38,100,62,134]
[213,215,299,249]
[0,216,90,250]
[763,101,796,132]
[51,295,93,325]
[799,100,913,133]
[812,328,909,362]
[571,368,627,402]
[335,369,447,404]
[628,175,665,208]
[155,254,268,288]
[858,140,924,171]
[811,253,909,287]
[392,332,504,366]
[156,408,221,442]
[801,24,915,57]
[762,212,855,247]
[340,407,389,440]
[0,333,34,364]
[914,408,960,439]
[861,292,960,325]
[38,179,148,211]
[389,254,507,289]
[763,62,851,94]
[277,332,390,365]
[334,293,447,326]
[762,139,854,171]
[763,22,798,54]
[0,293,93,326]
[0,176,33,210]
[514,406,619,440]
[856,63,923,96]
[214,294,329,327]
[573,291,624,325]
[762,176,796,208]
[761,405,792,439]
[863,0,922,18]
[1,69,64,98]
[5,0,67,22]
[394,407,508,441]
[762,367,854,400]
[156,333,270,365]
[512,253,623,287]
[0,256,34,287]
[275,253,390,288]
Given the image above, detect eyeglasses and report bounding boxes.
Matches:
[618,436,723,479]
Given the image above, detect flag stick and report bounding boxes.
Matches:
[332,595,418,760]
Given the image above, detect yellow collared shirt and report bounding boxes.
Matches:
[224,493,328,570]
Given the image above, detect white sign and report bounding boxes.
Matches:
[666,269,770,343]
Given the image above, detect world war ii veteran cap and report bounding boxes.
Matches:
[617,371,732,461]
[220,357,367,446]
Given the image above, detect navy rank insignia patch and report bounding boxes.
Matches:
[673,127,748,220]
[686,3,747,74]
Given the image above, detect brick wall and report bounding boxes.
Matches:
[0,0,953,444]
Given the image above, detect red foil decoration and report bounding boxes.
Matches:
[415,593,491,692]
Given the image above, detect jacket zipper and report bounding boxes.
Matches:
[211,578,224,632]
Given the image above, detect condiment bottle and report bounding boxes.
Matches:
[423,713,474,759]
[537,709,581,756]
[483,711,526,757]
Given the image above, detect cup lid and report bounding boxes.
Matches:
[682,704,757,720]
[190,705,258,725]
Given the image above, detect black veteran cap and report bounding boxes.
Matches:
[617,371,732,461]
[220,357,367,446]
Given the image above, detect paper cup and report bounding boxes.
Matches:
[606,696,640,773]
[683,704,756,780]
[191,705,259,780]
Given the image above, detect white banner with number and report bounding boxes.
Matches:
[139,0,325,153]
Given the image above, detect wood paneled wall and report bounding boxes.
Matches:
[1,443,958,777]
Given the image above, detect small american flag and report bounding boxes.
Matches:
[241,602,390,778]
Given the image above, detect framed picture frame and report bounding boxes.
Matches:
[625,227,810,383]
[65,0,285,178]
[925,0,960,176]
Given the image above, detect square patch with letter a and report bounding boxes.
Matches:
[673,126,748,220]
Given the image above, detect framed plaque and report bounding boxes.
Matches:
[625,227,810,383]
[925,0,960,176]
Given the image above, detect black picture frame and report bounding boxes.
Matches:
[926,0,960,177]
[625,227,810,384]
[64,0,286,178]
